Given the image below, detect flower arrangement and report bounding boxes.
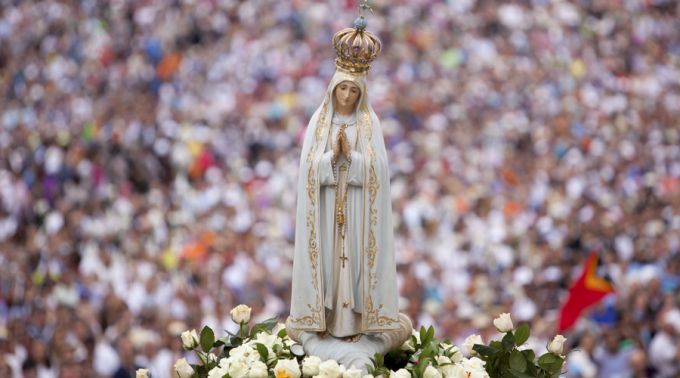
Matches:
[464,313,566,378]
[136,306,565,378]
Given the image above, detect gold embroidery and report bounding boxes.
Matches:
[290,100,329,329]
[360,114,368,331]
[361,109,399,329]
[335,72,360,85]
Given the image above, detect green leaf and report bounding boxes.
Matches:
[514,324,530,346]
[240,324,250,338]
[429,340,440,355]
[366,364,376,376]
[373,352,384,368]
[273,343,282,354]
[502,332,516,351]
[421,344,434,360]
[538,354,564,374]
[544,362,564,374]
[249,324,267,337]
[277,328,287,339]
[194,364,208,376]
[419,326,427,346]
[537,353,565,373]
[200,326,215,352]
[508,368,534,378]
[255,343,269,362]
[231,336,242,348]
[521,349,535,362]
[414,358,429,378]
[509,350,527,372]
[537,353,559,365]
[472,344,500,357]
[426,326,435,345]
[525,360,538,377]
[261,317,279,330]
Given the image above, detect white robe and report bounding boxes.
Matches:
[319,114,363,337]
[289,70,400,334]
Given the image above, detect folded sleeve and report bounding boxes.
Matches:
[347,150,364,186]
[319,151,336,186]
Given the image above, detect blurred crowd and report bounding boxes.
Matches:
[1,0,679,377]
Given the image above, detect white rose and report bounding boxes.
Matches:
[228,359,250,378]
[248,361,269,378]
[435,355,451,366]
[318,359,344,378]
[424,365,442,378]
[492,313,514,333]
[461,357,487,372]
[463,335,483,355]
[439,363,464,378]
[252,332,283,352]
[400,337,415,352]
[181,329,199,350]
[231,304,252,324]
[440,343,463,363]
[362,375,374,378]
[343,368,362,378]
[456,357,489,378]
[208,353,218,364]
[274,358,302,378]
[135,368,149,378]
[440,342,454,352]
[451,351,463,363]
[389,369,411,378]
[412,329,421,344]
[174,357,195,378]
[547,335,567,355]
[465,367,489,378]
[464,370,488,378]
[208,367,229,378]
[302,355,322,377]
[229,345,260,363]
[219,357,231,369]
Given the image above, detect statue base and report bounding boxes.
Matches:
[286,313,413,372]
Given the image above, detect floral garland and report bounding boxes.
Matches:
[136,305,566,378]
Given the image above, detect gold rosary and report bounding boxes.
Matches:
[332,123,351,237]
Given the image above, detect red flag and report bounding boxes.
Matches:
[558,252,615,332]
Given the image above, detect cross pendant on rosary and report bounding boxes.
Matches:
[339,253,348,268]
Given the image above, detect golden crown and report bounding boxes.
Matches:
[332,15,382,75]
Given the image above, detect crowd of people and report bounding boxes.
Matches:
[1,0,679,377]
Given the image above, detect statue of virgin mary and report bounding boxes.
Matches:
[287,13,411,357]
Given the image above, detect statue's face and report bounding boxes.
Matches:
[334,81,361,110]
